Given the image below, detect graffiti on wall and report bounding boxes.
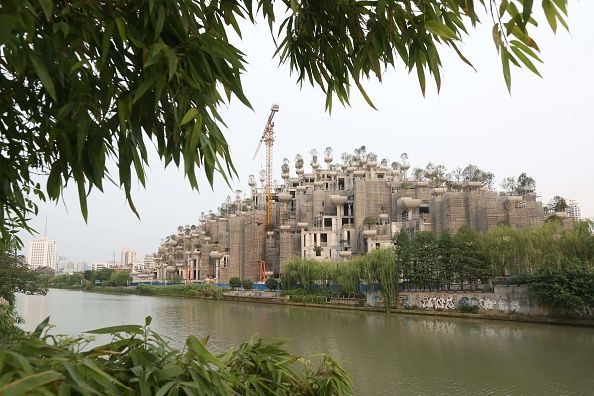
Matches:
[398,295,412,308]
[422,295,521,313]
[420,296,456,310]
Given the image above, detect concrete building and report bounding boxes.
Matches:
[141,254,158,271]
[154,148,547,284]
[91,261,114,271]
[567,200,582,220]
[27,236,56,270]
[120,248,137,269]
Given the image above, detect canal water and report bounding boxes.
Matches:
[16,289,594,395]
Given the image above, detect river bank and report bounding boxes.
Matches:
[58,285,594,328]
[19,289,594,395]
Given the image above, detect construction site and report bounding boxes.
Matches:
[152,105,549,284]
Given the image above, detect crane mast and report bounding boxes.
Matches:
[253,104,279,225]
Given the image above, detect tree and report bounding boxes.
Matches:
[529,261,594,314]
[438,230,454,290]
[485,225,522,277]
[501,173,536,195]
[229,277,241,290]
[411,231,439,291]
[265,277,278,291]
[109,270,132,287]
[461,164,495,189]
[551,195,569,212]
[394,230,412,291]
[0,0,568,250]
[368,248,398,313]
[452,226,488,291]
[0,251,47,306]
[242,279,254,290]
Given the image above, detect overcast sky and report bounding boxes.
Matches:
[20,3,594,263]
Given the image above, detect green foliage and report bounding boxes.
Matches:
[363,216,377,229]
[461,164,495,189]
[49,273,84,289]
[229,277,241,290]
[501,172,536,195]
[438,230,455,288]
[411,232,439,291]
[453,226,488,291]
[529,261,594,313]
[0,251,47,305]
[0,0,568,250]
[109,270,131,287]
[265,277,279,291]
[242,279,254,290]
[394,230,413,290]
[0,305,24,346]
[282,289,332,305]
[0,316,352,395]
[459,305,480,314]
[281,258,334,291]
[551,195,569,213]
[365,249,399,312]
[333,261,361,295]
[135,284,224,300]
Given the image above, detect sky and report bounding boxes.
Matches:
[20,2,594,263]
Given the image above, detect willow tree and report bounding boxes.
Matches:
[366,248,398,313]
[0,0,569,250]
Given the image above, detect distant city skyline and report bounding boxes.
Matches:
[17,2,594,263]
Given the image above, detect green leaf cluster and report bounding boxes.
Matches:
[0,316,353,395]
[0,0,568,250]
[0,251,47,306]
[529,261,594,313]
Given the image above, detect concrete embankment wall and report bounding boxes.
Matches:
[367,285,593,319]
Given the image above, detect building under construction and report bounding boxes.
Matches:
[153,147,548,284]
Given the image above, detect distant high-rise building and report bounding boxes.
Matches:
[120,248,137,268]
[567,200,582,220]
[27,236,56,270]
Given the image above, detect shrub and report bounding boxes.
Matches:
[229,277,241,290]
[529,261,594,313]
[242,279,254,290]
[265,277,278,291]
[459,305,480,314]
[0,316,353,394]
[0,305,24,346]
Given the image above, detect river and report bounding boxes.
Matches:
[15,289,594,395]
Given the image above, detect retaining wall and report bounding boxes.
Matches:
[367,285,593,319]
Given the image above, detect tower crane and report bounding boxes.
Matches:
[252,104,279,225]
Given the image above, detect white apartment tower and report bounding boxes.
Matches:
[27,236,56,270]
[567,200,582,220]
[120,248,137,268]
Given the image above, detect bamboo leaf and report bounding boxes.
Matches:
[181,108,199,126]
[85,324,143,335]
[425,20,457,40]
[0,371,63,395]
[501,48,511,92]
[29,54,57,101]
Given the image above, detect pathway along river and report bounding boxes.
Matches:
[16,289,594,395]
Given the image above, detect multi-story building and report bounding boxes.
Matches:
[91,261,114,271]
[120,248,137,269]
[27,236,56,270]
[567,200,582,220]
[142,254,155,271]
[153,148,547,284]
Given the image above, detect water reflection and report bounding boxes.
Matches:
[16,290,594,395]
